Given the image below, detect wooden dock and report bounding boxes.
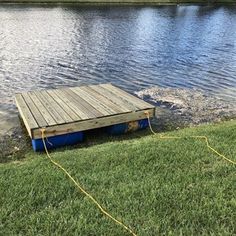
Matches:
[15,84,155,140]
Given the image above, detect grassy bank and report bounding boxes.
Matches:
[0,120,236,235]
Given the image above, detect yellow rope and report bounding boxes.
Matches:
[40,112,234,235]
[144,111,236,165]
[41,129,137,236]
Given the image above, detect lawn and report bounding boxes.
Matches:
[0,120,235,235]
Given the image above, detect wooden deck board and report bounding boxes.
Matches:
[52,89,88,120]
[47,89,81,121]
[89,85,134,112]
[34,91,66,124]
[101,84,152,110]
[42,90,74,123]
[62,89,101,119]
[15,84,155,139]
[71,87,113,116]
[22,93,48,128]
[80,86,126,114]
[15,94,38,137]
[32,108,155,139]
[27,92,57,126]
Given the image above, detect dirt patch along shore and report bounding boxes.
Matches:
[2,86,236,163]
[136,87,236,126]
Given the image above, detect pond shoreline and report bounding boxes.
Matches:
[2,83,236,162]
[2,116,236,163]
[136,87,236,126]
[2,86,236,163]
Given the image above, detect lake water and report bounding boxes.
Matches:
[1,5,236,134]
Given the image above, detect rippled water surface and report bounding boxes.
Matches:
[1,5,236,132]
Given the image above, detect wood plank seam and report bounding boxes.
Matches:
[15,84,156,140]
[15,94,38,137]
[52,89,89,120]
[47,89,81,121]
[100,84,142,110]
[71,87,112,116]
[22,93,48,128]
[84,86,129,114]
[89,85,133,112]
[32,108,155,139]
[34,91,66,125]
[62,89,100,119]
[27,92,57,126]
[101,84,154,110]
[45,91,74,123]
[79,86,126,114]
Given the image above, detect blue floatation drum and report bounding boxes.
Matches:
[32,131,84,152]
[107,119,149,135]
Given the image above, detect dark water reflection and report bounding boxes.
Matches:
[1,5,236,132]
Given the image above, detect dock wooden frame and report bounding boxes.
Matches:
[15,84,155,140]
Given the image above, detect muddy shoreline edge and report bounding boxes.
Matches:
[2,86,236,163]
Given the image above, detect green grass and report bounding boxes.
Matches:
[0,121,236,235]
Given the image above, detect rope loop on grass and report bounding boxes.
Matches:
[40,128,137,236]
[40,113,235,236]
[144,111,236,165]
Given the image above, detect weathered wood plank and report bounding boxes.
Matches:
[101,84,154,110]
[22,93,48,128]
[100,84,141,109]
[81,86,126,114]
[48,89,81,121]
[62,89,100,119]
[69,87,111,116]
[15,94,38,137]
[71,87,113,116]
[43,90,74,123]
[27,92,57,126]
[89,85,135,112]
[52,89,89,120]
[34,91,65,124]
[32,108,155,139]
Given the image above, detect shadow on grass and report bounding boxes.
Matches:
[1,111,195,164]
[0,115,167,164]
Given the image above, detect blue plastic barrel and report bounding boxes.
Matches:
[32,131,84,152]
[107,119,149,135]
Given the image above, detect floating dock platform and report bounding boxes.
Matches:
[15,84,155,151]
